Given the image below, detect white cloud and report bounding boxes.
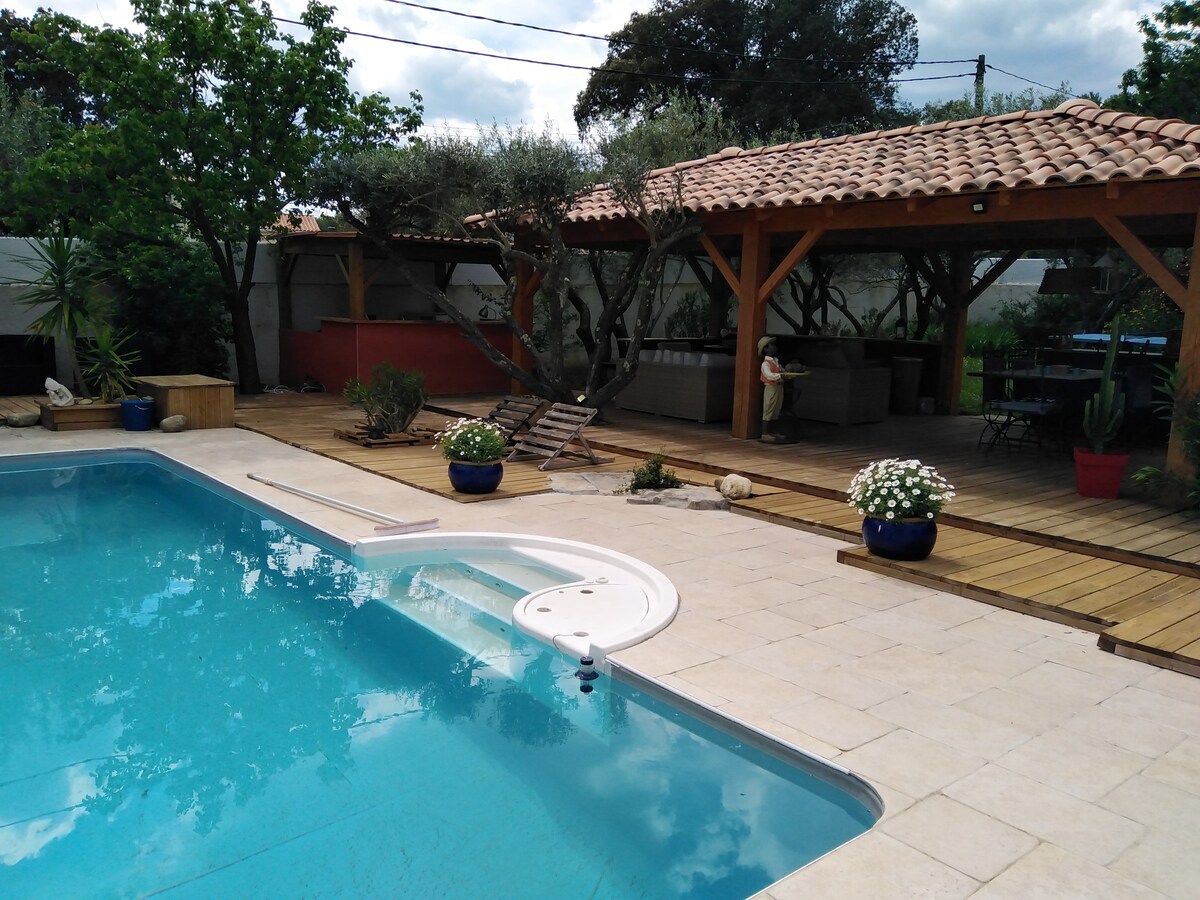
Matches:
[5,0,1166,134]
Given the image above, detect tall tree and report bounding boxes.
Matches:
[14,0,418,393]
[0,8,94,126]
[1115,0,1200,121]
[573,0,918,141]
[314,127,701,408]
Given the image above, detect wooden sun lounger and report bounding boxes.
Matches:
[486,395,547,443]
[506,402,611,470]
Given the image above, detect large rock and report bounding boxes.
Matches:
[6,412,41,427]
[626,487,729,510]
[160,415,187,433]
[716,473,753,500]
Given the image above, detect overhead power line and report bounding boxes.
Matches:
[383,0,976,69]
[985,64,1063,94]
[273,17,974,88]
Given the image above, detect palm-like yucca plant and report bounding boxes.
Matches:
[80,326,141,403]
[15,235,110,399]
[1081,315,1125,454]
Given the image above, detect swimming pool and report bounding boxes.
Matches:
[1,450,879,898]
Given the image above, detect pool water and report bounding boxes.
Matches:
[0,452,877,898]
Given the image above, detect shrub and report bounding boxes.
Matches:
[625,453,683,492]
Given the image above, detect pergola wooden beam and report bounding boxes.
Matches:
[1096,215,1190,309]
[1167,210,1200,476]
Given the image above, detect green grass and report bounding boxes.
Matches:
[959,355,983,415]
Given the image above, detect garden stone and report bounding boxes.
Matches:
[716,473,753,499]
[6,412,41,427]
[549,473,629,495]
[160,415,187,433]
[626,487,729,510]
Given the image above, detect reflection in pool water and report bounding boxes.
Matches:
[1,453,877,898]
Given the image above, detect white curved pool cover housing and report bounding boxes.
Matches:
[354,531,679,663]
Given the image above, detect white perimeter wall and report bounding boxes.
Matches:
[0,237,1043,388]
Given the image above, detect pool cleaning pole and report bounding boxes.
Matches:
[247,473,439,534]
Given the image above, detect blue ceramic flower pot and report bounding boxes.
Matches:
[861,516,938,561]
[447,461,504,494]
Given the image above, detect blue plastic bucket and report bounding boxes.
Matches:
[120,398,155,431]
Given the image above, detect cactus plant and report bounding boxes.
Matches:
[1081,315,1125,454]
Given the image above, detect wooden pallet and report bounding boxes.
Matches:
[334,427,438,448]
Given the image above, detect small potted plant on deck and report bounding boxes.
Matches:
[1074,316,1129,499]
[848,458,956,560]
[343,363,426,440]
[436,417,507,494]
[80,326,155,430]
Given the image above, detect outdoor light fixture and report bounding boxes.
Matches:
[971,199,987,215]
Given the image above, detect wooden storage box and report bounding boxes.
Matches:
[40,402,122,431]
[135,375,235,429]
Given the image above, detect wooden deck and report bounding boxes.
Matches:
[8,389,1197,675]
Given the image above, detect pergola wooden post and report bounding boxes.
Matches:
[1098,211,1200,479]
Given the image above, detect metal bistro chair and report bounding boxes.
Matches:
[977,352,1013,449]
[990,364,1062,452]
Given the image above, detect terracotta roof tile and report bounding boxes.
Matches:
[569,100,1200,222]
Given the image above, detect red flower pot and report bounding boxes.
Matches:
[1073,447,1130,499]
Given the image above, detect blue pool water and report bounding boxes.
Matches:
[1,451,877,898]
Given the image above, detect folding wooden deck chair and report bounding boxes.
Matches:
[506,402,611,470]
[485,395,546,444]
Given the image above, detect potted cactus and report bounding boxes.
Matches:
[1074,315,1129,498]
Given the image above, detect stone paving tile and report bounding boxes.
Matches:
[764,831,979,900]
[605,631,719,677]
[1141,736,1200,795]
[837,729,986,799]
[940,639,1044,679]
[1103,687,1200,737]
[890,592,993,629]
[881,794,1038,882]
[994,728,1151,802]
[850,608,970,653]
[732,633,854,680]
[1100,773,1200,831]
[670,656,817,711]
[1005,661,1127,710]
[1137,668,1200,706]
[1019,635,1158,685]
[659,556,768,587]
[771,696,895,751]
[769,595,876,628]
[796,622,898,657]
[1112,829,1200,899]
[717,702,843,761]
[944,764,1144,865]
[956,687,1082,736]
[799,575,922,607]
[1063,705,1188,759]
[947,614,1046,650]
[869,692,1031,758]
[654,673,729,708]
[757,561,844,587]
[968,842,1167,899]
[845,644,1004,705]
[720,608,815,640]
[664,611,769,656]
[786,665,907,710]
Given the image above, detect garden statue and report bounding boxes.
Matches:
[45,377,75,407]
[759,337,785,441]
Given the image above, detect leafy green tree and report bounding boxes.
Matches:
[0,8,94,126]
[918,85,1076,124]
[1114,0,1200,120]
[315,126,701,407]
[14,0,419,393]
[573,0,918,141]
[0,85,60,231]
[104,240,233,379]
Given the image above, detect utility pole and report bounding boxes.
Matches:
[975,55,986,115]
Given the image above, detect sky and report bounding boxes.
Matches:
[6,0,1164,141]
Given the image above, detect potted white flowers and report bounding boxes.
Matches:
[847,458,955,560]
[436,418,507,494]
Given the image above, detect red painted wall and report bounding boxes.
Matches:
[281,320,512,395]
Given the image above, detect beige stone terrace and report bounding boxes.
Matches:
[3,425,1198,898]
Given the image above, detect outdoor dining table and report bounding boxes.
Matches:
[967,367,1104,452]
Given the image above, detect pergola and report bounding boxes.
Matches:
[545,100,1200,472]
